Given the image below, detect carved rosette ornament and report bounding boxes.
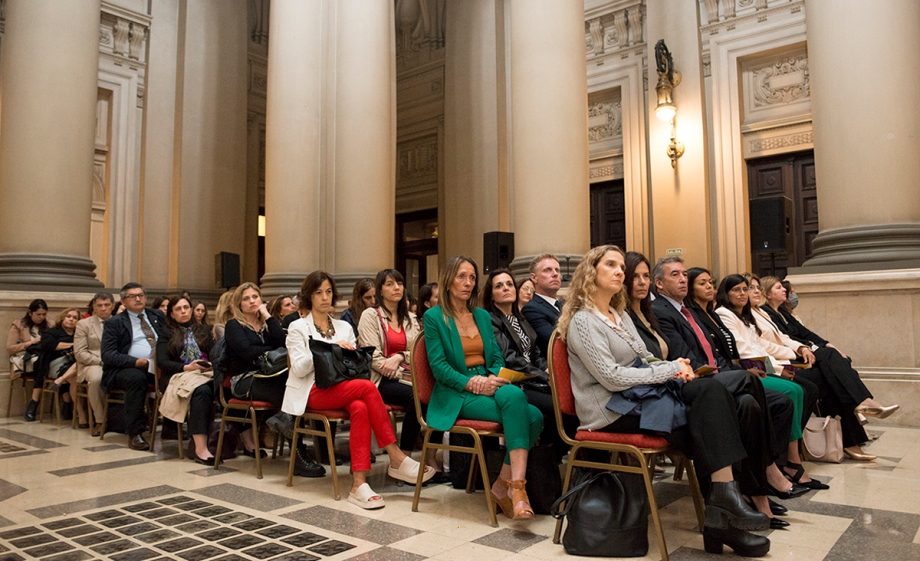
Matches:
[588,102,622,142]
[752,57,809,106]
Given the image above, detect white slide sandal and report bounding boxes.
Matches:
[348,483,385,510]
[388,457,436,484]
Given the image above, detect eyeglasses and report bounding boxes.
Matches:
[749,286,762,292]
[123,293,147,300]
[729,287,750,294]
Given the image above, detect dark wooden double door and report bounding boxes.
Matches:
[748,151,818,278]
[590,179,626,250]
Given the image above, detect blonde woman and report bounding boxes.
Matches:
[211,290,234,340]
[559,245,770,557]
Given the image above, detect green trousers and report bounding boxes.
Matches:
[458,383,543,464]
[761,375,804,441]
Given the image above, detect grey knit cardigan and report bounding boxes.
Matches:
[566,308,681,431]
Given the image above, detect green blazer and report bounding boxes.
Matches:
[422,305,505,431]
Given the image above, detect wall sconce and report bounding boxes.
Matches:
[654,39,684,168]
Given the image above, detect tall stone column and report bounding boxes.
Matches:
[332,0,396,287]
[803,0,920,269]
[0,0,103,289]
[507,0,590,278]
[260,0,325,296]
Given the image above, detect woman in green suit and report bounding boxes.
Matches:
[424,255,543,520]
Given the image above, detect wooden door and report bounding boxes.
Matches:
[590,180,626,250]
[747,150,817,278]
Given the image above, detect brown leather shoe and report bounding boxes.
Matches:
[129,434,150,451]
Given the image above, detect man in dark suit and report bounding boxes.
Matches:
[521,253,563,356]
[101,282,167,450]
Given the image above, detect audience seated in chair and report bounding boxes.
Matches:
[74,293,115,435]
[101,283,168,451]
[9,299,54,421]
[521,253,563,357]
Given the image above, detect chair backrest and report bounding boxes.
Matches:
[409,336,435,428]
[547,330,577,446]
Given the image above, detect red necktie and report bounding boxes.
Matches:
[680,306,716,368]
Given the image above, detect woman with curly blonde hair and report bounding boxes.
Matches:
[560,245,771,557]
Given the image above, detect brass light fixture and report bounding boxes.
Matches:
[654,39,684,168]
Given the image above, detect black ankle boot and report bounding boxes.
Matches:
[703,526,770,557]
[706,481,770,531]
[294,444,326,478]
[24,399,38,422]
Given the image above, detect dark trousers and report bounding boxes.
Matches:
[814,346,872,405]
[764,388,795,464]
[110,367,150,437]
[188,384,214,435]
[602,377,747,481]
[521,386,578,462]
[377,377,440,451]
[221,374,286,434]
[795,368,868,447]
[792,373,819,429]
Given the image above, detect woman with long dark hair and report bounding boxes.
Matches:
[416,282,438,324]
[8,299,54,419]
[34,308,81,422]
[157,296,216,464]
[340,278,376,336]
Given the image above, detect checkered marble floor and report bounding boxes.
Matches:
[1,416,919,560]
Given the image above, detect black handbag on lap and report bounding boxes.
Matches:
[309,339,374,389]
[551,469,649,557]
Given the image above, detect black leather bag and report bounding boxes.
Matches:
[551,469,649,557]
[525,442,562,514]
[309,339,374,389]
[256,347,288,376]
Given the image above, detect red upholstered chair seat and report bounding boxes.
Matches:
[228,398,275,408]
[575,430,669,449]
[454,419,502,431]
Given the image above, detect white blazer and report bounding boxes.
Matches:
[281,316,356,416]
[716,307,796,372]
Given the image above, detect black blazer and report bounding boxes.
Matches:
[521,295,561,357]
[686,301,739,362]
[37,327,75,380]
[101,308,168,389]
[761,306,828,347]
[156,324,215,389]
[488,308,548,382]
[223,317,285,378]
[650,297,732,371]
[627,309,665,360]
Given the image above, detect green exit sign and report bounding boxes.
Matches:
[666,248,683,255]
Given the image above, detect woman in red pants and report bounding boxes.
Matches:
[282,271,435,509]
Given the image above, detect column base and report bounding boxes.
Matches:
[332,272,377,292]
[509,253,584,283]
[0,253,103,291]
[800,224,920,272]
[259,272,308,299]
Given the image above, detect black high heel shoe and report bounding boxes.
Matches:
[703,527,770,557]
[706,482,770,531]
[242,447,267,459]
[767,482,810,500]
[783,462,829,490]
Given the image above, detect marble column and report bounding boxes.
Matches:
[260,0,324,296]
[0,0,104,289]
[507,0,590,278]
[803,0,920,270]
[332,0,396,288]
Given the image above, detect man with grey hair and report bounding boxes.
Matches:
[521,253,562,356]
[101,282,167,450]
[74,292,115,436]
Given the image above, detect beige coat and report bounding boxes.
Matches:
[7,319,53,379]
[159,370,213,422]
[74,316,104,383]
[356,306,420,385]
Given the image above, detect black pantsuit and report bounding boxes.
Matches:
[377,376,438,451]
[110,367,151,437]
[795,368,868,447]
[188,384,214,435]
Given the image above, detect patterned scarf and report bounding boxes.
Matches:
[506,314,532,364]
[179,326,202,365]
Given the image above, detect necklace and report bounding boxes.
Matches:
[314,314,336,339]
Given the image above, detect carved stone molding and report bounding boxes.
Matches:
[752,56,808,107]
[397,137,438,182]
[396,0,445,72]
[113,18,130,56]
[704,0,720,24]
[588,101,622,142]
[128,22,145,60]
[749,131,812,153]
[249,59,268,98]
[585,2,644,61]
[589,163,624,179]
[589,19,604,56]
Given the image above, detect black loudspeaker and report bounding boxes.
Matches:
[483,231,514,273]
[750,196,793,253]
[215,252,241,289]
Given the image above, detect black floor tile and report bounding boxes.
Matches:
[156,537,204,553]
[100,515,143,528]
[119,522,162,536]
[0,554,24,561]
[196,527,237,542]
[124,502,163,513]
[255,524,299,539]
[308,540,356,556]
[176,545,227,560]
[110,548,161,561]
[157,495,196,506]
[90,538,141,555]
[217,534,264,549]
[139,508,179,520]
[158,514,197,527]
[42,518,85,530]
[57,523,101,538]
[242,543,293,559]
[192,506,232,518]
[211,556,249,561]
[73,531,120,546]
[9,533,57,548]
[0,526,41,539]
[23,541,74,557]
[174,501,213,511]
[280,532,326,548]
[176,520,219,534]
[134,528,181,544]
[212,512,251,524]
[44,550,93,561]
[85,509,124,522]
[232,518,274,531]
[271,553,320,561]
